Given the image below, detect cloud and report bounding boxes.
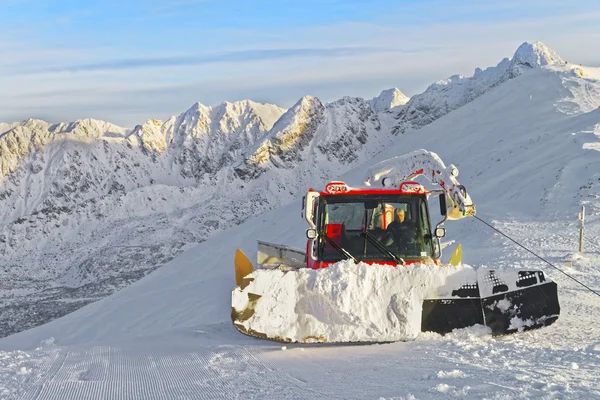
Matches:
[144,0,217,14]
[14,45,442,75]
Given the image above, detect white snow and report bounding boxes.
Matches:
[16,366,30,375]
[494,298,512,312]
[508,316,535,332]
[433,383,454,393]
[437,369,466,378]
[571,362,580,370]
[0,41,598,399]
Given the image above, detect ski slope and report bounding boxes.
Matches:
[1,210,598,399]
[0,64,599,398]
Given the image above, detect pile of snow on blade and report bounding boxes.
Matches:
[232,261,473,343]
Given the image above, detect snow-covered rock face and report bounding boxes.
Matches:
[370,88,410,112]
[162,100,287,179]
[0,119,128,177]
[317,96,384,164]
[129,119,167,153]
[239,96,325,179]
[236,95,387,179]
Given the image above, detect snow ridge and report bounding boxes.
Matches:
[394,41,564,134]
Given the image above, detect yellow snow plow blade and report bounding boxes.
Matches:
[234,249,254,287]
[232,249,264,338]
[449,244,462,266]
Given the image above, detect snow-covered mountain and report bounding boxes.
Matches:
[0,94,393,336]
[0,41,598,400]
[0,41,590,340]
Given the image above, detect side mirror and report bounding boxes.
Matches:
[435,227,446,238]
[306,229,318,239]
[439,193,447,216]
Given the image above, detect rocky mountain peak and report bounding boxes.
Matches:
[370,88,410,111]
[511,41,564,69]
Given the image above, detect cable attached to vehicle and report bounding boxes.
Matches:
[474,215,600,298]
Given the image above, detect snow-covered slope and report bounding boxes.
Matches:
[0,48,599,398]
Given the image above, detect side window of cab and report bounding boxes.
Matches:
[419,198,433,253]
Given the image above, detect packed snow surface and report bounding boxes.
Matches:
[233,261,473,343]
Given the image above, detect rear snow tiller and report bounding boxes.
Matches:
[231,150,560,343]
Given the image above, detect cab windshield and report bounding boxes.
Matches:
[317,194,434,262]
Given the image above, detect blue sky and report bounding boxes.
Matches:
[1,0,600,126]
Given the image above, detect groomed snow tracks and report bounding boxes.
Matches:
[14,344,333,400]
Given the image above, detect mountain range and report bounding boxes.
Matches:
[0,41,592,338]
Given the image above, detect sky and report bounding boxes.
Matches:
[1,0,600,127]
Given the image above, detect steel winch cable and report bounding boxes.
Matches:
[474,215,600,298]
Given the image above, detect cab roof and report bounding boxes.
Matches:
[314,181,427,196]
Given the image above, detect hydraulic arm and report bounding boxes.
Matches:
[364,149,475,220]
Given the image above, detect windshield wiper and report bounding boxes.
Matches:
[320,233,358,263]
[360,229,406,265]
